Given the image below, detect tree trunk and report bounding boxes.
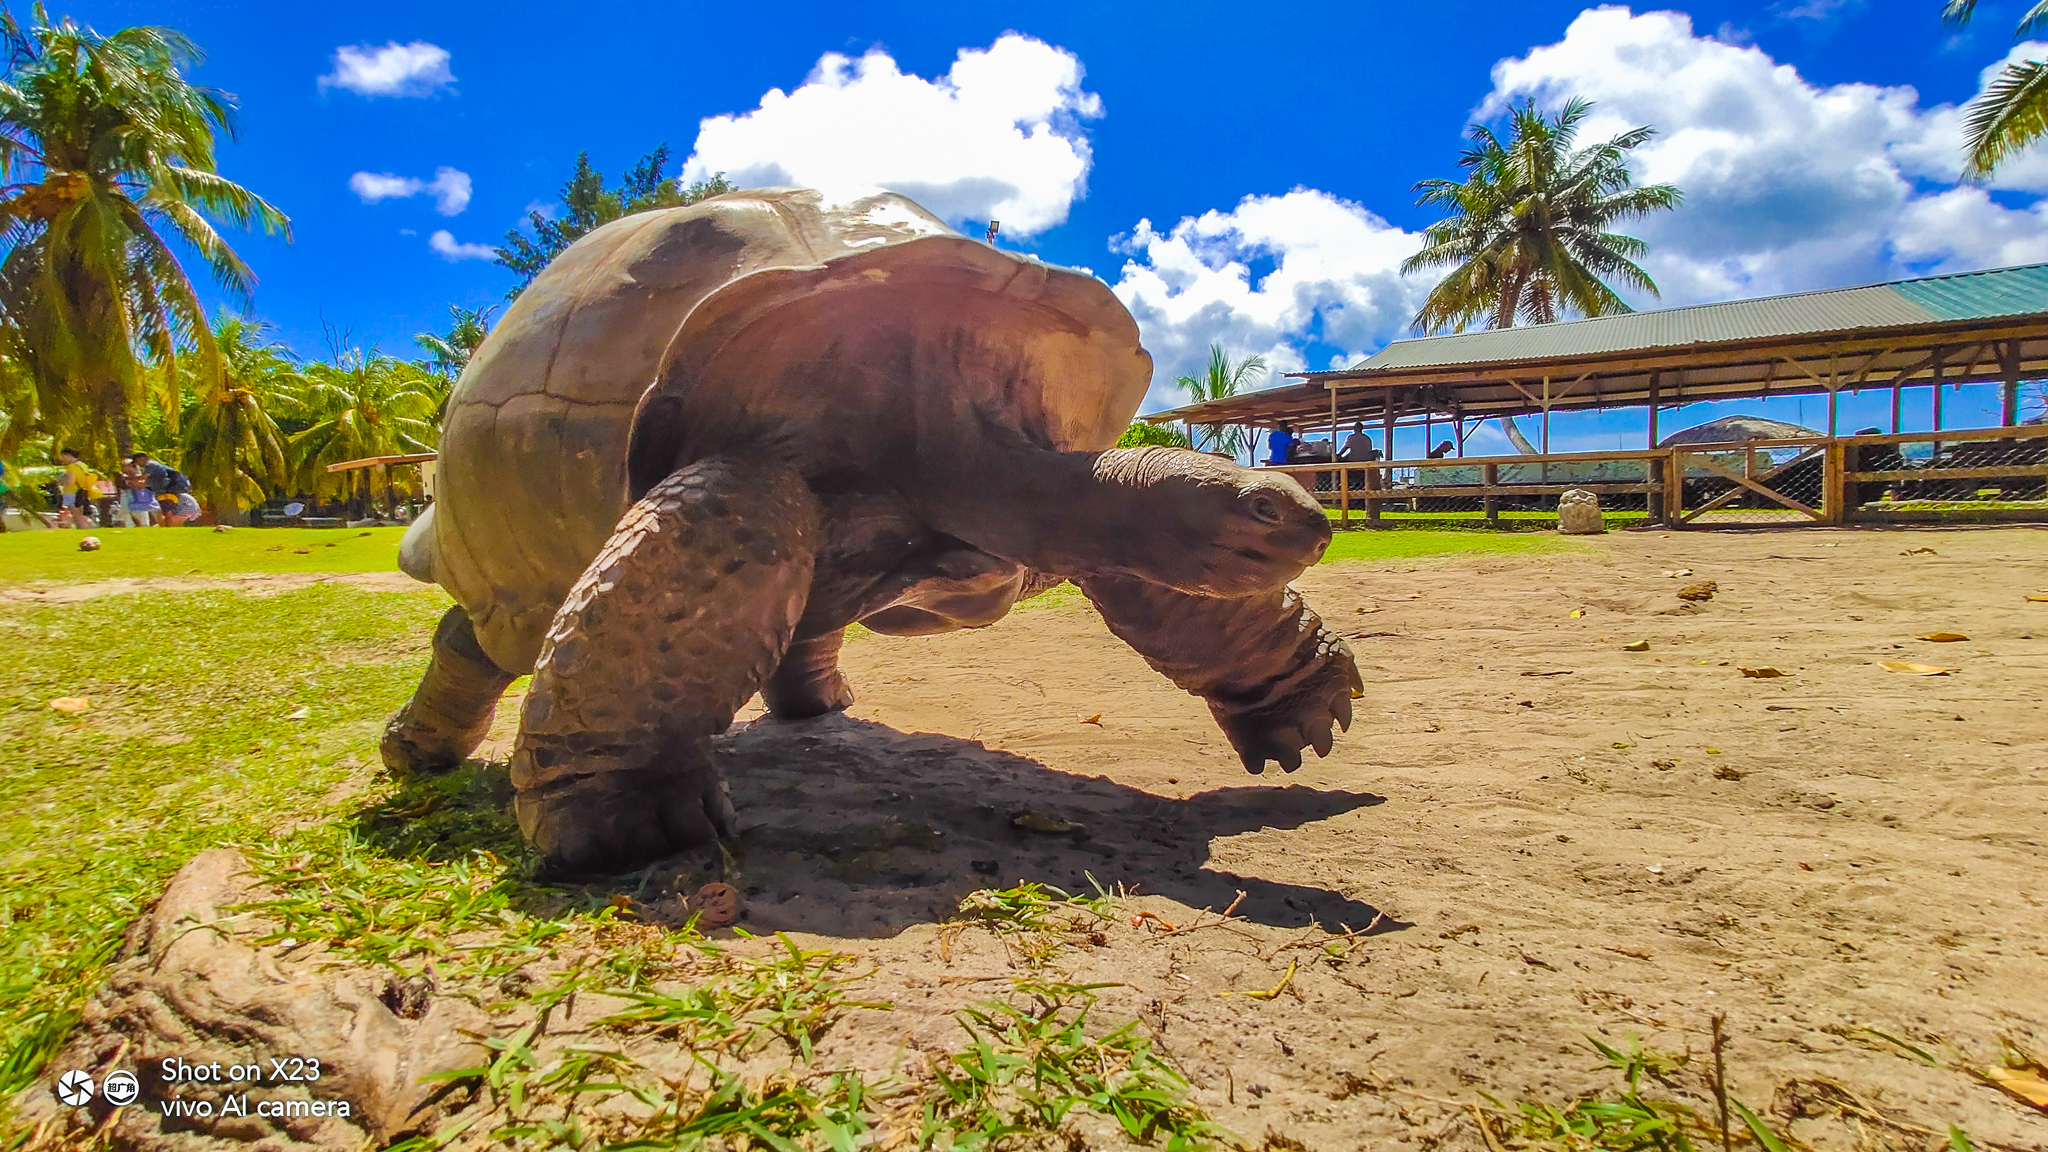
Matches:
[108,398,134,460]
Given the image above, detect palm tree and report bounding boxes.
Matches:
[1944,0,2048,175]
[1402,98,1682,334]
[181,317,296,523]
[288,349,440,517]
[0,8,287,461]
[1176,344,1266,459]
[414,303,495,378]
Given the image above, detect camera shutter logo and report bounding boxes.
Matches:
[55,1070,95,1106]
[102,1069,140,1107]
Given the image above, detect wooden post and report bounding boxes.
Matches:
[1452,404,1467,455]
[1647,371,1661,449]
[1366,465,1381,525]
[1540,376,1552,454]
[1332,383,1349,528]
[1381,392,1397,467]
[2001,340,2021,428]
[1890,384,1902,434]
[1482,463,1499,526]
[1664,451,1686,525]
[1826,386,1839,436]
[1822,440,1848,526]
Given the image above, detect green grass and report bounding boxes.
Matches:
[0,524,410,586]
[0,582,446,1098]
[1321,527,1584,564]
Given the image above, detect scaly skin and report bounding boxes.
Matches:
[381,605,519,776]
[512,457,821,875]
[1076,574,1362,773]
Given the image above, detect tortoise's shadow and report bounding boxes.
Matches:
[354,714,1398,939]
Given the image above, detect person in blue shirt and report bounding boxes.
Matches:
[1266,423,1295,466]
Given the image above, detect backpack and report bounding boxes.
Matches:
[166,468,191,494]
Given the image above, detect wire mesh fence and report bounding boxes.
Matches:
[1261,426,2048,531]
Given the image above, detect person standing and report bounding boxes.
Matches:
[55,448,100,528]
[118,464,157,527]
[1266,423,1295,466]
[132,452,196,525]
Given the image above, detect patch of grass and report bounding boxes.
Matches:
[1321,528,1584,564]
[1480,1033,1794,1152]
[0,525,410,586]
[0,582,446,1098]
[922,976,1233,1151]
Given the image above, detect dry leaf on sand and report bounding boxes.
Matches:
[2027,595,2048,603]
[1014,810,1078,834]
[1080,713,1103,726]
[1901,546,1937,556]
[1975,1065,2048,1112]
[1917,632,1969,642]
[689,883,743,930]
[1740,667,1785,678]
[1661,568,1693,578]
[1877,660,1955,676]
[48,697,90,713]
[1622,640,1650,652]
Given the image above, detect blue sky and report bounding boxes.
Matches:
[51,0,2048,453]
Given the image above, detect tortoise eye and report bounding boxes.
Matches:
[1247,494,1284,524]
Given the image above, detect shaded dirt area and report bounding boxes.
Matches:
[28,526,2048,1150]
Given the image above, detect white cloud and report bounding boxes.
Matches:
[321,42,453,97]
[679,34,1100,236]
[428,230,495,261]
[1482,7,2048,303]
[347,167,472,215]
[1108,189,1432,410]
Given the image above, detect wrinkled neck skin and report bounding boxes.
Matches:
[919,441,1329,599]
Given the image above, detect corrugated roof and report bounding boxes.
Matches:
[1328,263,2048,375]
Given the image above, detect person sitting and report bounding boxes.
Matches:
[1339,422,1380,491]
[55,448,100,528]
[1266,423,1295,466]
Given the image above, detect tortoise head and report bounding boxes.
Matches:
[1089,446,1330,596]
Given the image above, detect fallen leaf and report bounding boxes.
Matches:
[1080,713,1103,726]
[1676,581,1718,602]
[1521,669,1573,677]
[606,893,643,918]
[292,548,311,555]
[1714,766,1745,781]
[1622,640,1650,652]
[689,882,742,930]
[1646,863,1664,875]
[1353,605,1381,614]
[1976,1066,2048,1112]
[1917,632,1969,642]
[1612,742,1630,749]
[1014,810,1078,834]
[1569,609,1585,618]
[282,706,311,721]
[1878,660,1955,676]
[48,697,89,713]
[2026,595,2048,603]
[1902,546,1937,556]
[1740,666,1785,678]
[1661,568,1694,578]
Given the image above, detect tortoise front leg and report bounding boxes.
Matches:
[1077,575,1362,773]
[512,458,821,875]
[762,630,855,719]
[382,604,519,776]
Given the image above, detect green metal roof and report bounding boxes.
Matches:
[1325,263,2048,375]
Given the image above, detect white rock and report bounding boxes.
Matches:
[1557,489,1605,535]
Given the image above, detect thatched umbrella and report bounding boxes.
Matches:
[1658,415,1821,447]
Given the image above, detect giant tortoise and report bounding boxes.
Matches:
[386,188,1361,874]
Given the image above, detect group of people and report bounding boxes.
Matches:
[3,449,202,529]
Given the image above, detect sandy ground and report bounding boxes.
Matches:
[36,526,2048,1150]
[698,524,2047,1150]
[0,570,423,604]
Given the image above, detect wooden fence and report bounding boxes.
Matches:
[1259,425,2048,528]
